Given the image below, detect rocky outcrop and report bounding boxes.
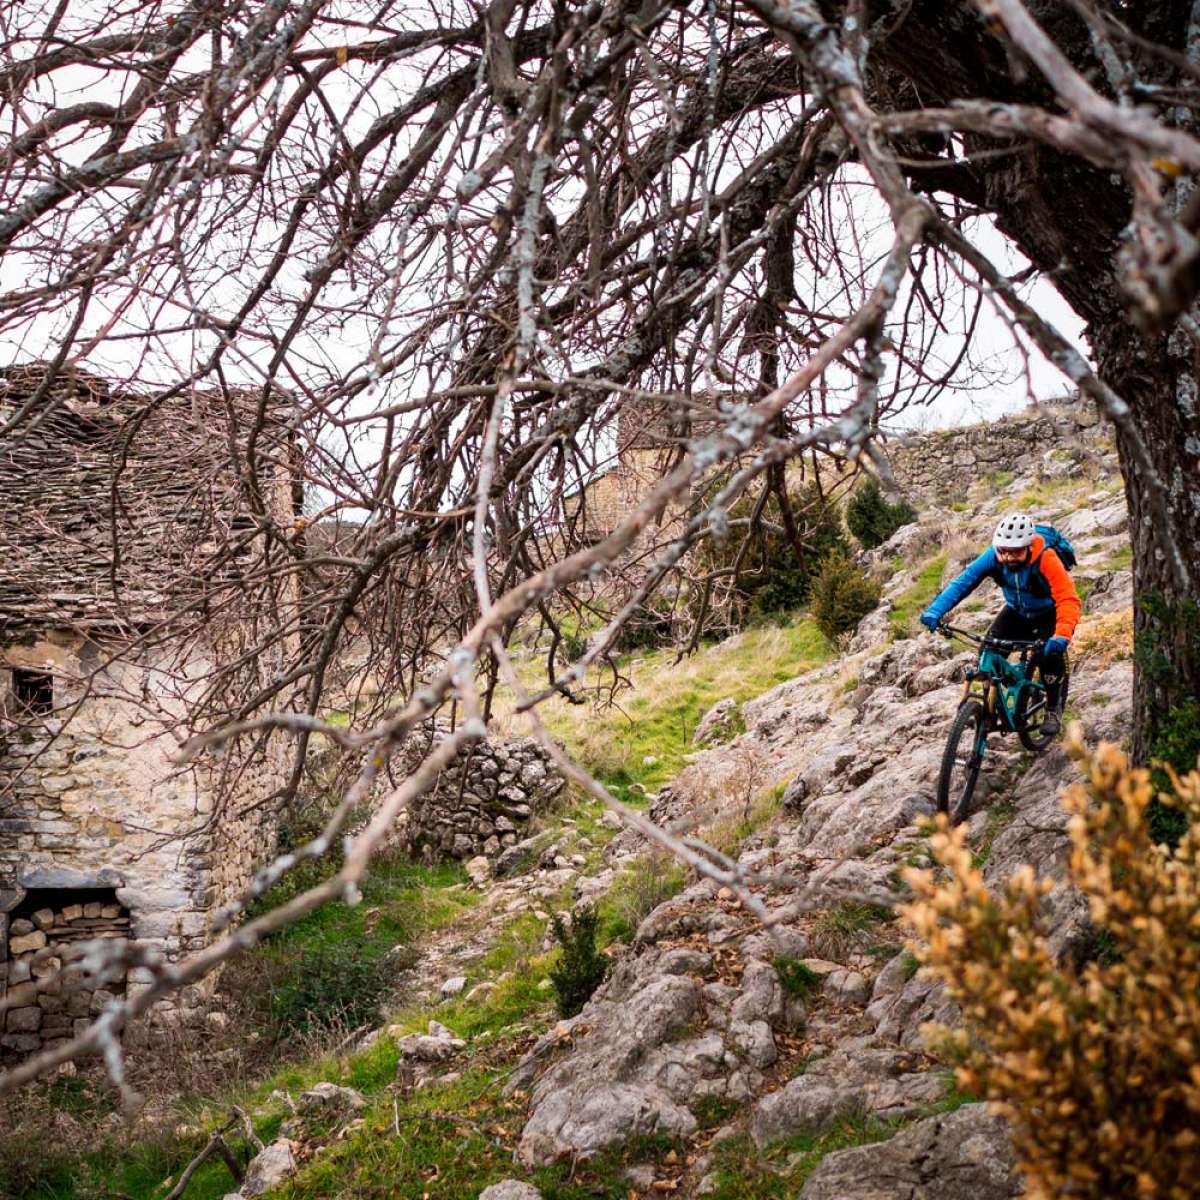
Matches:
[798,1104,1021,1199]
[479,1182,543,1200]
[395,733,565,863]
[509,455,1133,1191]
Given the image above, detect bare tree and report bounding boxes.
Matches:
[1,0,1198,1087]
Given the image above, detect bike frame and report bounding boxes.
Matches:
[941,623,1047,736]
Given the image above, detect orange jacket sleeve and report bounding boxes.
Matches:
[1040,548,1081,639]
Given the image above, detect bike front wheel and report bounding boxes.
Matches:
[937,699,987,825]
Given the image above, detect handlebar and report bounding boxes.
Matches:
[936,622,1044,653]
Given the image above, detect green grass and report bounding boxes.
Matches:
[246,855,479,1036]
[524,618,833,796]
[596,851,689,944]
[702,1120,897,1198]
[888,554,947,637]
[971,798,1017,870]
[812,902,896,959]
[272,1061,682,1200]
[774,955,822,996]
[701,1085,977,1198]
[1101,545,1132,572]
[0,858,487,1200]
[1013,476,1084,513]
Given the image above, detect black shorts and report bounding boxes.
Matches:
[987,606,1066,677]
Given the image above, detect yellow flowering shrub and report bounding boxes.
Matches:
[902,726,1200,1200]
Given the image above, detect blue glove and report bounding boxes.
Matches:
[1044,636,1070,657]
[919,611,941,633]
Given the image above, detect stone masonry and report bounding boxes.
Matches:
[396,732,565,863]
[0,364,300,1059]
[881,401,1110,504]
[1,895,131,1057]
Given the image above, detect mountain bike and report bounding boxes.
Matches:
[934,622,1070,824]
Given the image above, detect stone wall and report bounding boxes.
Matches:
[881,402,1110,504]
[0,629,287,1050]
[1,893,130,1058]
[397,732,565,863]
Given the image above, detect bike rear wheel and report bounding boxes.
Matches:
[937,699,986,825]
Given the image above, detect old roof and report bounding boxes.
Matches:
[0,363,298,639]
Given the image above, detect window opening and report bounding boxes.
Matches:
[12,670,53,715]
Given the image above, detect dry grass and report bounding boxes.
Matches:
[1070,607,1133,668]
[495,618,832,794]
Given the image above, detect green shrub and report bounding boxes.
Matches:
[809,551,882,640]
[560,630,589,663]
[549,904,610,1017]
[267,941,392,1037]
[694,480,849,624]
[846,479,917,549]
[774,955,821,996]
[750,482,849,618]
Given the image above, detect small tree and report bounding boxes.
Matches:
[809,551,881,640]
[549,904,610,1018]
[902,729,1200,1200]
[747,481,850,618]
[846,478,917,550]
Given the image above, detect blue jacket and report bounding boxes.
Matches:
[924,536,1081,636]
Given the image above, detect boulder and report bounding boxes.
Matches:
[751,1078,866,1146]
[465,855,493,885]
[440,975,468,998]
[396,1032,466,1061]
[479,1182,543,1200]
[798,1103,1020,1199]
[240,1140,298,1198]
[298,1083,366,1113]
[518,1081,697,1165]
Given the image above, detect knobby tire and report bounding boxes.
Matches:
[937,699,986,826]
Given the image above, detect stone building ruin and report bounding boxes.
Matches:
[0,364,300,1061]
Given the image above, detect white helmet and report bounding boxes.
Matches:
[993,513,1036,550]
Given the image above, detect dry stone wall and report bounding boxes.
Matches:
[881,402,1111,504]
[397,732,565,863]
[1,895,130,1058]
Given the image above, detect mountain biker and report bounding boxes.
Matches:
[919,513,1080,737]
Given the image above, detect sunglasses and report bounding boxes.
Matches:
[996,546,1028,561]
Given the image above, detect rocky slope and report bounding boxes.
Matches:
[202,416,1134,1200]
[495,450,1133,1196]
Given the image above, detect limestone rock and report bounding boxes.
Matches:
[465,855,493,885]
[518,1081,697,1165]
[396,1032,465,1061]
[823,968,871,1006]
[798,1103,1020,1199]
[298,1082,366,1113]
[479,1182,543,1200]
[240,1139,298,1198]
[440,975,467,998]
[751,1078,866,1146]
[692,698,739,747]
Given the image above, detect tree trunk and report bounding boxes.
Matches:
[871,1,1200,762]
[1092,324,1200,762]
